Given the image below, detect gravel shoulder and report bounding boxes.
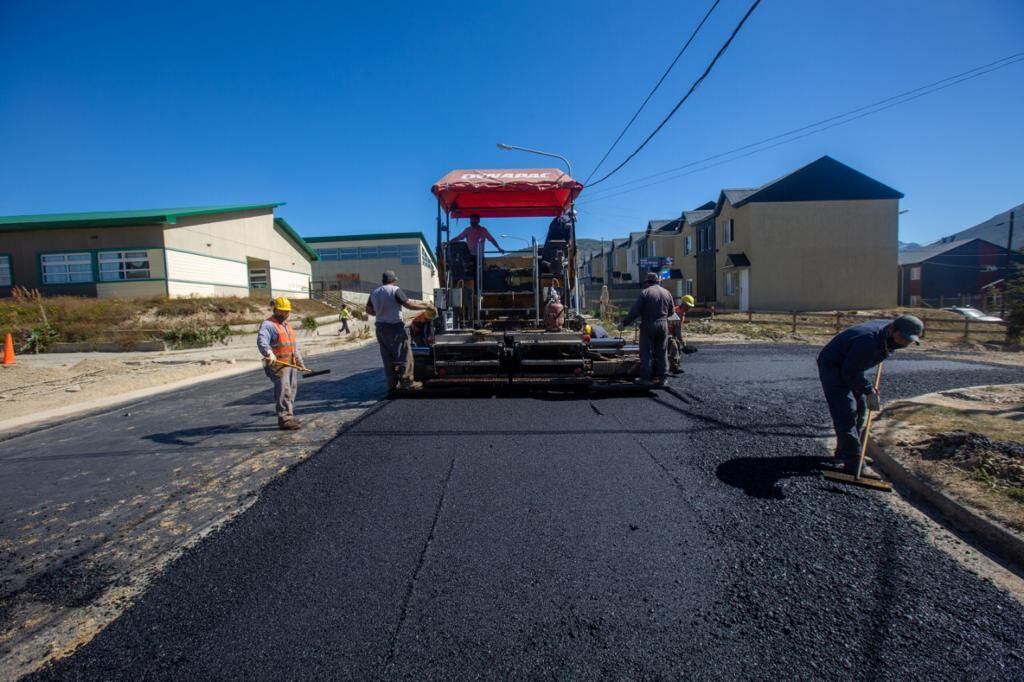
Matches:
[873,385,1024,537]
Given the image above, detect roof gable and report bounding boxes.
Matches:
[735,156,903,206]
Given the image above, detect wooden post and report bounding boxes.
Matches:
[964,318,970,340]
[939,294,944,308]
[791,311,797,333]
[834,311,842,333]
[747,310,753,323]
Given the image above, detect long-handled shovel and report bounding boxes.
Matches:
[822,363,892,492]
[272,358,332,378]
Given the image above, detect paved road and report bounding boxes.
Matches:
[0,344,385,676]
[25,345,1024,679]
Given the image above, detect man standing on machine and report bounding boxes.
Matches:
[452,213,505,257]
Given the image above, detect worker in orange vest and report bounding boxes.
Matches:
[257,297,304,430]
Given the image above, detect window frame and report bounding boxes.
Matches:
[684,235,692,256]
[0,254,11,287]
[724,271,736,296]
[909,266,921,281]
[40,251,94,285]
[97,249,152,282]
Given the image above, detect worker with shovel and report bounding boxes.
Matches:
[367,270,434,395]
[817,314,923,476]
[619,272,674,387]
[258,297,305,431]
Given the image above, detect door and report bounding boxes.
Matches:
[738,269,749,311]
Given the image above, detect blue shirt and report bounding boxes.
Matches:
[257,318,302,363]
[817,319,892,395]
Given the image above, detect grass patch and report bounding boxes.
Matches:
[0,291,337,350]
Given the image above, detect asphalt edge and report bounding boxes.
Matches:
[0,338,376,444]
[868,430,1024,572]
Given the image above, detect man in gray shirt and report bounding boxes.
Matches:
[620,272,674,386]
[366,270,434,395]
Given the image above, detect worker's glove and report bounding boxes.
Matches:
[866,393,881,412]
[263,352,276,365]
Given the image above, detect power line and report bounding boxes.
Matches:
[579,52,1024,204]
[586,0,763,188]
[583,0,721,185]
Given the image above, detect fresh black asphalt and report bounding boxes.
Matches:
[26,345,1024,679]
[1,345,383,634]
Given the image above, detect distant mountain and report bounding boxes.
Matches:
[898,241,922,251]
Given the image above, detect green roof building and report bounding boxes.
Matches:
[0,203,318,299]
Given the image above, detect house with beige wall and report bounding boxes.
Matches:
[0,203,316,300]
[711,156,901,311]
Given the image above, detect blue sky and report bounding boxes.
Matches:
[1,0,1021,247]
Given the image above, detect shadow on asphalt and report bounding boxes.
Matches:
[145,423,281,446]
[224,369,383,409]
[715,456,826,499]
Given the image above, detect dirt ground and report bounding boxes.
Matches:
[0,325,373,427]
[875,384,1024,535]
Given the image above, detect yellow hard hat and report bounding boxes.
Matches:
[272,296,292,312]
[681,295,696,307]
[423,307,437,320]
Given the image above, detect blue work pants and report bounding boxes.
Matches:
[817,360,867,459]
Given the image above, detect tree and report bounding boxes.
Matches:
[1002,263,1024,342]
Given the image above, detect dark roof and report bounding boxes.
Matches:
[928,201,1024,250]
[897,237,1013,265]
[722,189,758,205]
[0,203,285,232]
[714,156,904,217]
[694,201,716,211]
[273,217,319,261]
[725,253,751,267]
[647,219,674,232]
[683,209,714,225]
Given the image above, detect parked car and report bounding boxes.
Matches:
[943,306,1003,323]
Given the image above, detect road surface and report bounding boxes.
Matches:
[19,345,1024,679]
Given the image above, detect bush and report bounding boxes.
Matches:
[301,315,319,331]
[163,324,233,348]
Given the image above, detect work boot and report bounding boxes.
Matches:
[400,380,423,391]
[831,457,881,480]
[278,418,301,431]
[633,378,653,387]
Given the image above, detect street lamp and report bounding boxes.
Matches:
[496,143,573,179]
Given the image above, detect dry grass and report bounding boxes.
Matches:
[0,294,337,348]
[879,394,1024,533]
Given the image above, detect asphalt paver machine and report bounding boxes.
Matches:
[413,168,641,388]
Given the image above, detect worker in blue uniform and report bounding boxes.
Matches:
[817,315,924,474]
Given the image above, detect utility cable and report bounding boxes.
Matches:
[580,52,1024,204]
[583,0,721,185]
[587,0,763,188]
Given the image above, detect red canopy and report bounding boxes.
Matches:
[431,168,583,218]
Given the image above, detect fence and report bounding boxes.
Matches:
[700,309,1009,342]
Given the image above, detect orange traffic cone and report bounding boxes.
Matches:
[2,333,14,366]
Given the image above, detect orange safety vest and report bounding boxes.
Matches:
[267,318,296,360]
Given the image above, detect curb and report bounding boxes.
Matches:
[868,433,1024,571]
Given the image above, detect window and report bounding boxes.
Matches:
[684,235,692,256]
[909,295,920,306]
[359,247,380,259]
[98,250,151,281]
[724,271,736,296]
[421,248,433,269]
[339,248,358,260]
[722,219,734,244]
[685,279,694,296]
[41,252,92,284]
[379,246,400,259]
[317,248,340,261]
[0,256,10,286]
[909,266,921,281]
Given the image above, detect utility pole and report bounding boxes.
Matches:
[1003,210,1015,318]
